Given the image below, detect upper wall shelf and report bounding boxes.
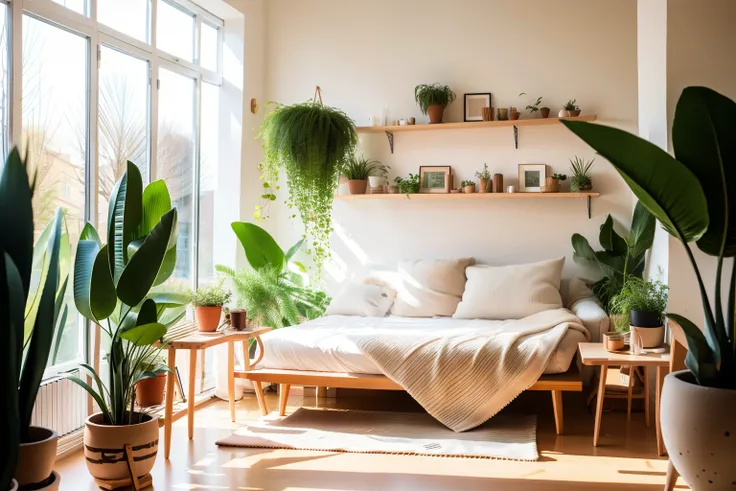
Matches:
[356,115,598,153]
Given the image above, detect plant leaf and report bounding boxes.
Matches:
[667,314,719,386]
[135,179,172,240]
[107,163,143,283]
[231,221,285,271]
[136,299,157,326]
[627,201,656,259]
[67,375,112,424]
[562,120,709,243]
[152,246,176,287]
[599,215,627,256]
[74,243,117,322]
[80,222,102,246]
[120,322,166,346]
[285,238,305,262]
[146,292,190,309]
[571,233,597,265]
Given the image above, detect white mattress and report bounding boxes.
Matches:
[258,315,586,375]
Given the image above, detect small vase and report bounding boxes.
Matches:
[427,104,445,124]
[481,107,493,121]
[497,108,508,121]
[229,309,247,330]
[492,174,504,193]
[463,185,475,194]
[558,108,570,118]
[347,179,368,194]
[195,306,222,332]
[368,176,383,188]
[540,107,550,118]
[478,178,489,193]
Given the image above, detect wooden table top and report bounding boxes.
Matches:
[578,342,670,367]
[168,327,273,349]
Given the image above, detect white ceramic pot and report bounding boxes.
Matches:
[661,370,736,490]
[368,176,383,188]
[558,108,570,118]
[631,325,664,348]
[9,479,18,491]
[15,426,58,487]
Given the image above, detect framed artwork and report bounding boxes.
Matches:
[419,166,451,193]
[518,164,547,192]
[464,93,492,122]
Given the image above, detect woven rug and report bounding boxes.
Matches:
[216,408,538,461]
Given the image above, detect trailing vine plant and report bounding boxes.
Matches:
[257,86,358,272]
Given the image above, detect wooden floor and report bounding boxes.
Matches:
[56,388,686,491]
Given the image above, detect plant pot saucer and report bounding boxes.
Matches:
[605,344,631,354]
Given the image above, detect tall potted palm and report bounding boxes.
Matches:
[67,163,188,482]
[562,86,736,490]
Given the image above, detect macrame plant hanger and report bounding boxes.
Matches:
[313,85,323,105]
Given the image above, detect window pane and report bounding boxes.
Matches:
[22,16,88,366]
[198,83,218,285]
[200,23,218,71]
[98,0,149,43]
[51,0,86,15]
[98,46,150,232]
[0,4,9,159]
[158,68,194,289]
[157,1,194,63]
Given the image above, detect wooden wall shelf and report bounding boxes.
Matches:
[356,115,597,152]
[335,192,600,218]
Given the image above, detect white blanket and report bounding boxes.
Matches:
[353,309,589,432]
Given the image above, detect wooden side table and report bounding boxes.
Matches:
[578,342,670,453]
[163,327,272,459]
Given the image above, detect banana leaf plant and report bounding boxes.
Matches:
[572,201,655,310]
[68,163,189,425]
[1,149,67,490]
[563,86,736,389]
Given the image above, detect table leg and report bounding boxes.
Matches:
[594,364,608,447]
[279,384,291,416]
[551,390,563,435]
[627,366,634,422]
[164,348,176,459]
[644,366,650,428]
[188,348,196,440]
[656,365,665,456]
[228,341,235,422]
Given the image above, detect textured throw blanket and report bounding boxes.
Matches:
[353,308,589,432]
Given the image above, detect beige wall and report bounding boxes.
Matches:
[264,0,639,291]
[666,0,736,324]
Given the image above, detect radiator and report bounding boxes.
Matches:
[30,371,87,438]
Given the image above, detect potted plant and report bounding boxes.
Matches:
[414,83,456,124]
[394,174,420,195]
[569,156,594,191]
[1,149,69,491]
[461,180,475,193]
[508,106,521,121]
[259,87,357,272]
[563,86,736,490]
[343,155,389,195]
[65,163,188,482]
[135,353,168,407]
[609,277,668,348]
[560,99,578,118]
[522,94,549,118]
[543,173,567,193]
[191,281,232,332]
[475,164,491,193]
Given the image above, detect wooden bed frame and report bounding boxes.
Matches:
[234,364,582,435]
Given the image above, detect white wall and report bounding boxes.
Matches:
[666,0,736,324]
[264,0,638,292]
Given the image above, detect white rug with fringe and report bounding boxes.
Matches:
[216,408,538,461]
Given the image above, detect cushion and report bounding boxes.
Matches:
[453,257,565,320]
[325,283,396,317]
[391,258,475,317]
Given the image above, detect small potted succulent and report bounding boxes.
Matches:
[475,164,491,193]
[394,173,420,195]
[522,94,549,118]
[543,173,567,193]
[192,282,232,332]
[414,83,456,124]
[609,277,668,348]
[461,180,475,193]
[569,156,594,192]
[343,154,389,195]
[135,352,169,407]
[560,99,579,118]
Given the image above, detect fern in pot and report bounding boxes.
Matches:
[191,281,231,332]
[343,155,389,195]
[563,86,736,490]
[609,277,668,348]
[415,83,456,124]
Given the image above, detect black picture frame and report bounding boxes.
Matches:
[464,93,492,122]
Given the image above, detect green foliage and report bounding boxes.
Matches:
[475,163,491,180]
[414,83,456,114]
[68,163,189,425]
[562,86,736,389]
[609,277,669,332]
[191,281,231,307]
[259,99,358,273]
[569,156,594,191]
[551,173,567,181]
[564,99,578,111]
[394,173,420,194]
[460,180,475,188]
[343,155,389,180]
[524,95,543,113]
[0,148,67,490]
[571,201,656,311]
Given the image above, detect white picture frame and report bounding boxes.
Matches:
[518,164,547,192]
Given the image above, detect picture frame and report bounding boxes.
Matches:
[464,93,492,122]
[419,166,452,194]
[517,164,547,192]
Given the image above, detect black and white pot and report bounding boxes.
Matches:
[629,310,664,348]
[629,309,661,327]
[661,370,736,490]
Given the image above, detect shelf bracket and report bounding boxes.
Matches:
[513,125,519,149]
[587,195,591,219]
[385,131,394,154]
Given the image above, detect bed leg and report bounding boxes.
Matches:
[278,384,290,416]
[551,390,564,435]
[253,381,268,416]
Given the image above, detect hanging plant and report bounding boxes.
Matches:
[258,86,357,271]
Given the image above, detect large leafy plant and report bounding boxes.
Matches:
[563,86,735,389]
[258,91,358,273]
[572,201,655,310]
[68,163,188,425]
[1,149,67,490]
[216,222,329,329]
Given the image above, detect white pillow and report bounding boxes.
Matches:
[325,283,396,317]
[391,258,474,317]
[453,257,565,320]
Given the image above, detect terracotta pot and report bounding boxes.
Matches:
[478,178,489,193]
[603,332,626,352]
[497,108,508,121]
[481,107,493,121]
[84,413,159,481]
[559,108,570,118]
[631,325,664,348]
[569,109,581,117]
[661,371,736,490]
[15,426,58,487]
[540,107,550,118]
[509,110,521,121]
[195,305,222,332]
[230,309,247,330]
[347,179,368,194]
[492,174,504,193]
[16,472,60,491]
[427,104,445,124]
[135,373,166,407]
[463,185,475,194]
